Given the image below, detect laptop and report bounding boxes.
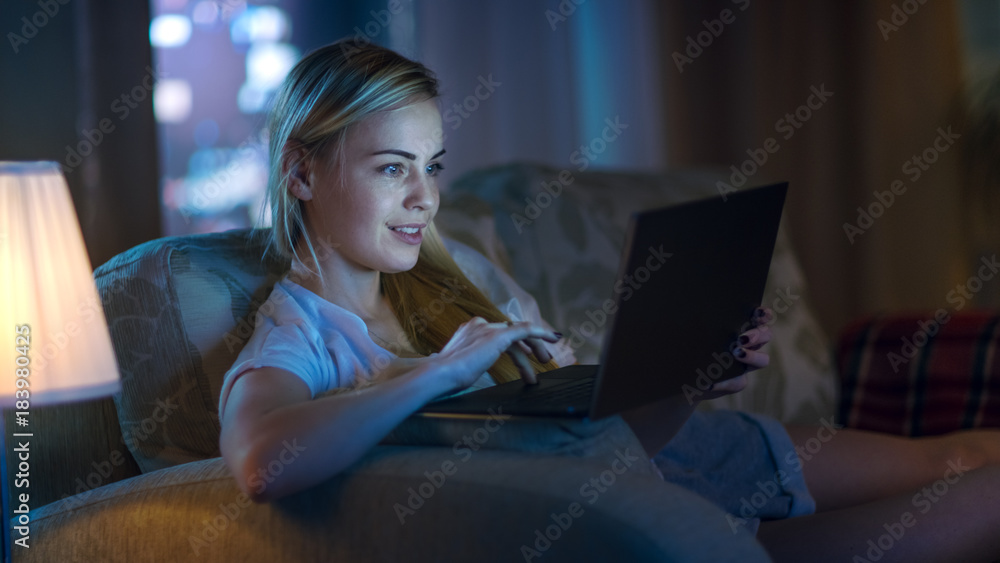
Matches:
[418,182,788,420]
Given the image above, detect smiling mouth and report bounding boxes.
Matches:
[387,224,425,245]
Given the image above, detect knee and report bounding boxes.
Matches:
[925,432,990,474]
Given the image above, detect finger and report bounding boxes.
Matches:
[516,340,533,356]
[711,374,748,393]
[500,320,562,343]
[733,347,769,370]
[751,307,775,327]
[522,336,553,364]
[507,346,538,384]
[738,325,772,348]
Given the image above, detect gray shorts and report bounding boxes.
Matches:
[652,410,816,535]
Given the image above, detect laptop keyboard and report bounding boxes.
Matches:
[512,377,594,407]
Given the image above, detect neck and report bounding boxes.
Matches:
[289,238,385,320]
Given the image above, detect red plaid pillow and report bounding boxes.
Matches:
[837,311,1000,436]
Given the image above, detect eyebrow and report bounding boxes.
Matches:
[371,148,446,161]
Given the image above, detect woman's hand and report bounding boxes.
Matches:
[430,317,561,392]
[699,307,774,399]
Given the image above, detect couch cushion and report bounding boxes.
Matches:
[837,311,1000,436]
[436,162,838,424]
[94,229,287,473]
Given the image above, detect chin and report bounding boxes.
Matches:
[379,254,421,274]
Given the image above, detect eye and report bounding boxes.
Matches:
[380,163,404,177]
[425,162,445,177]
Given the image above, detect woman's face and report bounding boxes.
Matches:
[302,98,444,274]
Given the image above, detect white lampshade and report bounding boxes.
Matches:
[0,161,121,407]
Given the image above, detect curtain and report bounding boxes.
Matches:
[0,0,161,267]
[405,0,668,183]
[660,0,969,337]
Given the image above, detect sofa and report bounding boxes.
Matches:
[7,162,997,561]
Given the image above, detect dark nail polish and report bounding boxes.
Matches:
[739,335,750,345]
[755,308,766,318]
[553,332,563,338]
[735,348,747,359]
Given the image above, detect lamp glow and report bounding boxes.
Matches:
[0,161,121,406]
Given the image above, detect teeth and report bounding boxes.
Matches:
[391,226,419,234]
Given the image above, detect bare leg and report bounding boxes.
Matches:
[785,425,1000,511]
[757,465,1000,562]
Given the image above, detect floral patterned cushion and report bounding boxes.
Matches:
[436,162,837,424]
[94,231,287,473]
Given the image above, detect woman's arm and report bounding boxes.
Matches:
[220,319,560,502]
[220,360,451,502]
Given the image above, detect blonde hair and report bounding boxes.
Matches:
[262,39,557,383]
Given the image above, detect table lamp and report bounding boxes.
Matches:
[0,161,122,563]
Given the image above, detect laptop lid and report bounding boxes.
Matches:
[417,182,788,420]
[588,182,788,418]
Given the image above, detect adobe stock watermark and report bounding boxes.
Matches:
[877,0,928,41]
[442,74,501,131]
[509,170,574,234]
[544,0,586,31]
[28,269,140,378]
[682,286,800,404]
[510,116,628,233]
[178,128,267,224]
[672,0,750,73]
[728,417,840,532]
[222,234,342,353]
[717,84,833,201]
[843,126,960,244]
[59,375,197,512]
[339,0,411,59]
[62,65,168,175]
[358,276,472,377]
[393,407,511,524]
[886,254,999,373]
[519,449,641,561]
[223,243,464,368]
[560,245,673,351]
[852,458,970,562]
[189,439,307,554]
[569,116,629,172]
[7,0,69,54]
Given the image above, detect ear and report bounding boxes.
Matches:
[281,140,314,201]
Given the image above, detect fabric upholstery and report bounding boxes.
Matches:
[837,311,1000,436]
[20,450,771,563]
[1,398,142,509]
[94,230,287,473]
[437,162,838,424]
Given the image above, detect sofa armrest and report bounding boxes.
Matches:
[18,449,771,562]
[836,310,1000,436]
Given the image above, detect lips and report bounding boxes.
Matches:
[389,226,420,234]
[387,223,425,245]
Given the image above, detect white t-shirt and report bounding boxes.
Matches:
[218,239,575,419]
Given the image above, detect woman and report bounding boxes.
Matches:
[219,40,1000,561]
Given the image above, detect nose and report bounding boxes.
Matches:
[404,170,438,213]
